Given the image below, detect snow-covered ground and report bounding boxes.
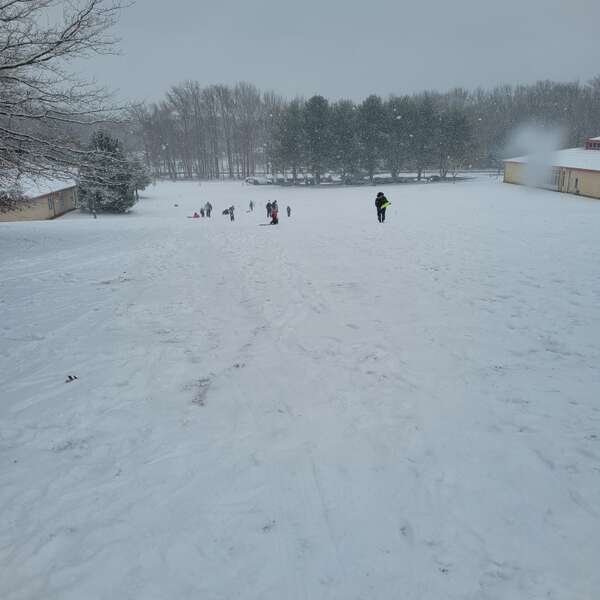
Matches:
[1,178,599,599]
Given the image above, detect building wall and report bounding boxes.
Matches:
[504,163,600,199]
[0,187,77,222]
[503,162,525,184]
[565,170,600,199]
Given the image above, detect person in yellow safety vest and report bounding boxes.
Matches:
[375,192,389,223]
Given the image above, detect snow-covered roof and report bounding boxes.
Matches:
[504,147,600,172]
[588,136,600,141]
[17,176,77,198]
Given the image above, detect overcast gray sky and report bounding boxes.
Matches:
[91,0,600,102]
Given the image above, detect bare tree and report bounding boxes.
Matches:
[0,0,129,197]
[233,83,262,178]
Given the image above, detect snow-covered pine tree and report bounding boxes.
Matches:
[78,132,139,213]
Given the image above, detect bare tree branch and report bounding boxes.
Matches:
[0,0,132,193]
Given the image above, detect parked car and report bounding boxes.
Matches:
[343,176,368,185]
[245,176,272,185]
[372,174,394,183]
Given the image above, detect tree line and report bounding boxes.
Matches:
[133,77,600,182]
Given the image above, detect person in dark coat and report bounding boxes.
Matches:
[249,201,254,212]
[266,202,272,218]
[229,205,235,221]
[270,203,279,224]
[286,206,291,217]
[375,192,389,223]
[205,202,212,217]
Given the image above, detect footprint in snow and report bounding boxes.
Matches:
[183,378,211,406]
[262,520,276,533]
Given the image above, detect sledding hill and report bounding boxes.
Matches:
[1,178,599,599]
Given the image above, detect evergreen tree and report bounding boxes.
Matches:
[412,94,437,180]
[303,96,331,184]
[330,100,361,182]
[78,131,139,213]
[438,107,472,178]
[385,96,415,180]
[358,95,387,182]
[275,99,305,183]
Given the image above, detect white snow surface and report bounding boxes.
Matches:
[506,146,600,172]
[1,179,599,599]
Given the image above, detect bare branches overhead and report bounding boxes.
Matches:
[0,0,129,189]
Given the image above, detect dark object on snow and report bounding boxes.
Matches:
[205,202,212,217]
[375,192,389,223]
[271,205,279,224]
[65,375,78,383]
[229,206,235,221]
[266,202,272,218]
[286,206,291,217]
[174,203,179,207]
[222,208,229,215]
[249,201,254,211]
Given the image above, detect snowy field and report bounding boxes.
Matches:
[1,178,600,600]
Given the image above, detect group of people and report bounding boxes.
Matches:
[191,199,289,225]
[192,192,389,224]
[191,202,213,219]
[266,200,278,224]
[265,201,291,224]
